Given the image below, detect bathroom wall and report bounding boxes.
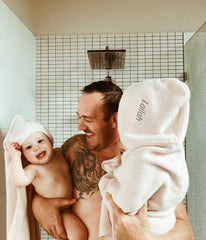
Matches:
[1,0,34,33]
[36,33,185,147]
[34,0,206,35]
[185,23,206,240]
[0,1,35,239]
[36,32,185,239]
[2,0,206,35]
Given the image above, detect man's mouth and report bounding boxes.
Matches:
[86,132,92,136]
[85,132,94,141]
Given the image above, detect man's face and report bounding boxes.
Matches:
[77,92,115,151]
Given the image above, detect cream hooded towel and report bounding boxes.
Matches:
[99,78,190,237]
[3,114,53,240]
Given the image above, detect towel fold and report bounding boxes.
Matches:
[99,78,190,237]
[3,114,52,240]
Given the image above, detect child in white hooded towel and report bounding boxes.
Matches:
[99,78,190,239]
[4,114,87,240]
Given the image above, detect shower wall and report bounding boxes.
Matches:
[36,32,184,146]
[185,22,206,240]
[36,32,185,239]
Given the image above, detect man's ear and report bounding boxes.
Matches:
[111,112,118,128]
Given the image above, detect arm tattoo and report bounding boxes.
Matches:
[62,135,104,199]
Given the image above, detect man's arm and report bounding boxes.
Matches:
[106,193,194,240]
[157,202,194,240]
[32,191,76,240]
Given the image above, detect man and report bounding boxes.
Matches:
[32,80,194,240]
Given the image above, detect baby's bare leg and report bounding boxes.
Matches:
[62,210,88,240]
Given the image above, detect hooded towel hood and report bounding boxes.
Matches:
[3,114,53,147]
[118,78,190,149]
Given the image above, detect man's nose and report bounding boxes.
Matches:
[78,119,86,131]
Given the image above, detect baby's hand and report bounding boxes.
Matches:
[5,141,22,157]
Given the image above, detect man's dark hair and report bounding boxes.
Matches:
[82,80,123,121]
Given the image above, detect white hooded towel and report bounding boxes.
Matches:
[99,78,190,237]
[3,114,53,240]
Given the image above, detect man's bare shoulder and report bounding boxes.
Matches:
[61,134,87,164]
[61,134,86,153]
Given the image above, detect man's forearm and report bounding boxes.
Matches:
[32,191,76,240]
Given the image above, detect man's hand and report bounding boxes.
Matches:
[32,193,76,240]
[106,192,152,240]
[107,193,194,240]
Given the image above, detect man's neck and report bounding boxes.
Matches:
[94,136,124,163]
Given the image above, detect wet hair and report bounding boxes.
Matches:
[81,80,123,121]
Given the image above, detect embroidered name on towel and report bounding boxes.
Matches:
[136,99,148,121]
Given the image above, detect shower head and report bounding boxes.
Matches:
[87,46,126,70]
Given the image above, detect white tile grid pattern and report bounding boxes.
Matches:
[36,32,185,239]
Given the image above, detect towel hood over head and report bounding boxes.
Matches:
[118,78,190,149]
[3,114,53,147]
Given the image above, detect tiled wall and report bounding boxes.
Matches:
[36,32,184,146]
[36,32,185,239]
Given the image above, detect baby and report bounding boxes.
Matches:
[4,114,87,240]
[99,78,190,238]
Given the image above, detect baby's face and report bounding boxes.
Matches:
[21,131,53,164]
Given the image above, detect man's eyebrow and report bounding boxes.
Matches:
[76,112,91,119]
